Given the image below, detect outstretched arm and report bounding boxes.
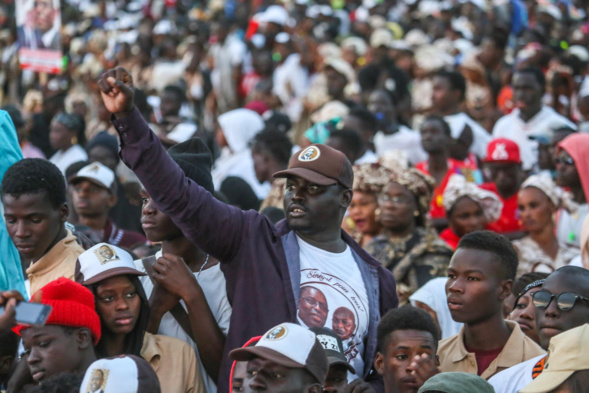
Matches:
[98,67,257,262]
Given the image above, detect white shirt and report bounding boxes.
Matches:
[444,112,491,160]
[135,252,232,393]
[297,236,369,379]
[492,107,576,170]
[355,149,378,164]
[373,125,428,165]
[557,203,589,249]
[488,354,545,393]
[273,54,311,122]
[49,144,88,175]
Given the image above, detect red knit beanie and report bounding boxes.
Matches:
[13,277,102,345]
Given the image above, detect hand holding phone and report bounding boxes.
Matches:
[0,290,24,333]
[0,291,52,331]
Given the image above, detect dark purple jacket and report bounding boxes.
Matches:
[112,108,398,392]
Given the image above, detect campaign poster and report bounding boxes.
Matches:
[16,0,63,74]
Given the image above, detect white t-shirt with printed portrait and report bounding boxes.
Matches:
[297,236,369,379]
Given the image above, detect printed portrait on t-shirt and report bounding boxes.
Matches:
[332,307,356,340]
[297,286,329,328]
[86,368,108,393]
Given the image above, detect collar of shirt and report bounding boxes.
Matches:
[26,229,78,276]
[140,332,161,370]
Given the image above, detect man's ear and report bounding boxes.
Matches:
[108,193,118,209]
[60,202,69,222]
[374,352,385,376]
[341,189,353,209]
[498,279,513,301]
[435,354,440,367]
[76,328,94,349]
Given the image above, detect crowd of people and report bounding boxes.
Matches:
[1,0,589,392]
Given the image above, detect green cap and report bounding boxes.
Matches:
[417,372,494,393]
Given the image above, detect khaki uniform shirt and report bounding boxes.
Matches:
[26,230,84,294]
[141,332,206,393]
[437,320,546,380]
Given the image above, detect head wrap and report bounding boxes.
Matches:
[558,133,589,202]
[352,163,393,194]
[443,174,503,223]
[521,174,577,213]
[381,167,435,225]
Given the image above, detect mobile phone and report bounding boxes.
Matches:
[0,302,52,326]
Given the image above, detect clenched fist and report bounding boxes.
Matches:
[98,67,135,119]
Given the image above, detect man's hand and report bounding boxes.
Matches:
[98,67,135,119]
[153,254,202,302]
[0,290,25,334]
[407,354,440,386]
[342,379,376,393]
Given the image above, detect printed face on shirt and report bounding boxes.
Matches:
[140,188,183,242]
[517,187,555,233]
[21,325,87,383]
[535,270,589,349]
[71,179,116,219]
[283,177,350,236]
[94,275,141,336]
[244,357,319,393]
[2,191,68,262]
[448,196,486,237]
[374,329,438,393]
[332,307,356,341]
[446,248,511,324]
[298,286,329,328]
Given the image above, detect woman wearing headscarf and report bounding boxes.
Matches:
[212,108,269,199]
[513,175,579,277]
[345,163,392,247]
[440,174,503,249]
[555,133,589,248]
[364,168,453,304]
[49,112,88,175]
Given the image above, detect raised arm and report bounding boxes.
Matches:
[98,67,258,262]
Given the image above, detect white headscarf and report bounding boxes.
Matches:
[443,175,503,223]
[217,109,264,152]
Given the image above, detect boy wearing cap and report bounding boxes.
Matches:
[489,266,589,393]
[137,138,231,393]
[2,159,85,296]
[230,323,328,393]
[12,278,99,386]
[99,68,397,392]
[70,162,146,249]
[374,307,440,393]
[76,243,206,393]
[439,231,544,380]
[480,138,525,237]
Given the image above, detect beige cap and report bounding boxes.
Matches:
[520,324,589,393]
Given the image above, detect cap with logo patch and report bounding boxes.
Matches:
[483,138,522,164]
[69,162,116,191]
[80,355,161,393]
[273,144,354,189]
[229,323,329,384]
[75,242,145,285]
[519,324,589,393]
[309,327,355,374]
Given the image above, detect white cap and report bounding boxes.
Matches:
[260,5,289,26]
[370,28,393,48]
[70,162,116,191]
[76,243,145,285]
[80,355,160,393]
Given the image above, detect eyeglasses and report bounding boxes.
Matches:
[377,194,411,206]
[554,156,575,166]
[531,290,589,311]
[301,297,328,313]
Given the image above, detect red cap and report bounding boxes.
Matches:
[483,138,522,164]
[13,277,102,345]
[273,144,354,189]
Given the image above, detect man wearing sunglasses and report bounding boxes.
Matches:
[489,266,589,393]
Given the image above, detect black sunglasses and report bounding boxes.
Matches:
[554,156,575,166]
[531,290,589,311]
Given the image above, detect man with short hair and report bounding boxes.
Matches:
[480,139,525,237]
[488,266,589,393]
[70,162,146,249]
[431,70,491,161]
[374,307,440,393]
[13,278,99,386]
[230,323,328,393]
[99,67,397,392]
[438,231,545,379]
[2,159,85,295]
[251,129,293,212]
[492,67,576,171]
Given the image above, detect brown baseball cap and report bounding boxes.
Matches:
[273,144,354,189]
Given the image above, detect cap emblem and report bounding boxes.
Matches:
[94,245,120,265]
[491,143,508,161]
[265,325,288,340]
[299,146,321,162]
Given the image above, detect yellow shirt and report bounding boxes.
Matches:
[141,332,206,393]
[437,320,546,380]
[26,230,84,294]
